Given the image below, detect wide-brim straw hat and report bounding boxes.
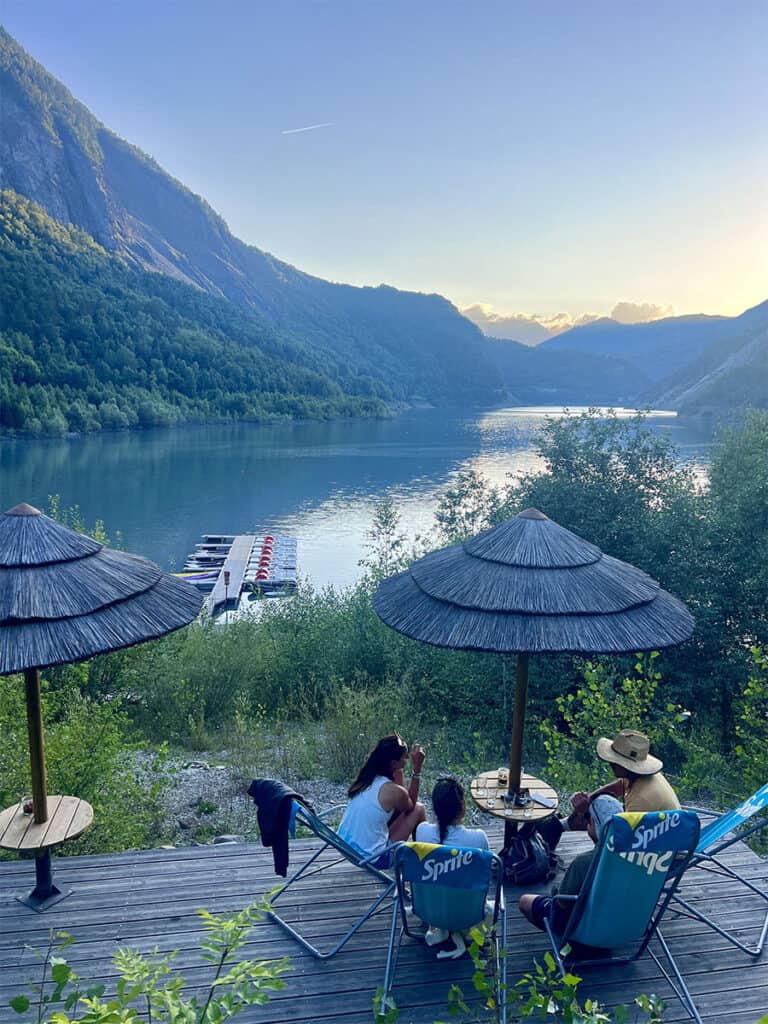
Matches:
[596,730,662,775]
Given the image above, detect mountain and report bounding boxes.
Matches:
[538,302,768,423]
[538,314,733,383]
[484,337,644,405]
[0,26,504,428]
[648,300,768,424]
[0,189,394,434]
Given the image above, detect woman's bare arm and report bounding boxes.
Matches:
[380,780,413,814]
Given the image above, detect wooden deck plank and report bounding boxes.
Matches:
[1,830,766,1024]
[208,534,256,612]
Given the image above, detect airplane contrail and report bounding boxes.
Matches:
[281,122,334,135]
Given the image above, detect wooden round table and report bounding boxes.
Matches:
[470,770,558,824]
[0,796,94,851]
[0,796,94,911]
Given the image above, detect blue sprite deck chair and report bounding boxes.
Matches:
[382,842,507,1022]
[671,783,768,957]
[268,802,395,959]
[543,810,701,1024]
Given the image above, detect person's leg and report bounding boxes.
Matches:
[518,894,552,932]
[518,894,538,924]
[388,802,426,842]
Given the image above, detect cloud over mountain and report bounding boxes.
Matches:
[610,301,675,324]
[462,300,676,344]
[461,304,599,344]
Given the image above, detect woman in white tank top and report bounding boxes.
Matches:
[338,734,427,863]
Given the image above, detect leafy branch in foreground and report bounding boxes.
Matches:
[374,926,666,1023]
[10,899,290,1024]
[514,950,665,1023]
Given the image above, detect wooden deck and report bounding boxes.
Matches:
[1,826,767,1023]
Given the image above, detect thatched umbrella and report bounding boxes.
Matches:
[373,508,694,829]
[0,502,202,909]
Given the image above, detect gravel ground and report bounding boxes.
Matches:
[151,754,348,844]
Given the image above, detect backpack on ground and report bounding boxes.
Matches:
[500,823,556,886]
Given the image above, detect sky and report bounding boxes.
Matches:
[2,0,768,336]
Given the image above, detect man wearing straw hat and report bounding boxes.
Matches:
[572,729,680,817]
[537,729,679,851]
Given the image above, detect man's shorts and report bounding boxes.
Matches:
[530,894,554,929]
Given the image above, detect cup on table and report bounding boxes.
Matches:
[497,767,509,787]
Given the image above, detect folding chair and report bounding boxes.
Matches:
[543,810,701,1024]
[267,801,396,959]
[671,783,768,957]
[382,842,507,1023]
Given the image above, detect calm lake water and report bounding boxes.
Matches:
[0,407,713,590]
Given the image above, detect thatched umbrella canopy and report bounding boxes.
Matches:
[0,502,202,908]
[373,508,694,807]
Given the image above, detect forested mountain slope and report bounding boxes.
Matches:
[0,190,391,434]
[648,300,768,423]
[485,336,644,405]
[0,27,502,412]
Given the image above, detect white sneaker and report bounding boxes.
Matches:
[425,926,450,946]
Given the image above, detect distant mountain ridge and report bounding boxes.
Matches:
[648,300,768,422]
[539,314,733,383]
[539,306,768,420]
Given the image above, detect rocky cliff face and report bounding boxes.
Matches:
[0,26,297,302]
[0,69,114,249]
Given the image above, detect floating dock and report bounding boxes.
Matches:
[176,532,298,617]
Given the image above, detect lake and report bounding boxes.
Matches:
[0,407,713,590]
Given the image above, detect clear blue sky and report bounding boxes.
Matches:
[2,0,767,326]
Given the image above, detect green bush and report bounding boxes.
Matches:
[0,671,170,854]
[322,679,418,783]
[735,647,768,795]
[540,656,684,794]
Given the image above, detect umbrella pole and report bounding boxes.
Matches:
[504,653,529,846]
[18,667,66,911]
[508,653,528,795]
[24,668,49,824]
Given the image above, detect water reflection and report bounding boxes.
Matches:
[0,407,714,589]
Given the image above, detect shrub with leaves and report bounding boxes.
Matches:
[540,655,683,793]
[0,670,169,854]
[374,932,667,1023]
[735,647,768,794]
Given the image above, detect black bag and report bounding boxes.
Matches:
[501,824,556,886]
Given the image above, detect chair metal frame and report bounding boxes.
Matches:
[382,842,507,1023]
[671,786,768,957]
[543,811,702,1024]
[267,802,396,959]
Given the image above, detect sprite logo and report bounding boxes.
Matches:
[421,848,474,881]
